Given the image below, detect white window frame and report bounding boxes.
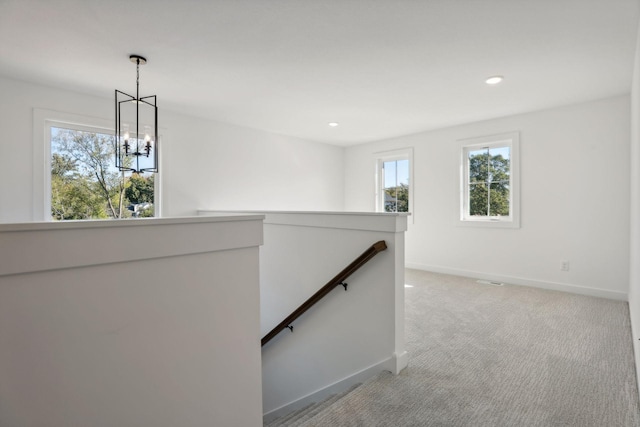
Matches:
[33,108,162,221]
[374,148,414,216]
[458,132,520,228]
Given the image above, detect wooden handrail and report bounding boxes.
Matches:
[261,240,387,346]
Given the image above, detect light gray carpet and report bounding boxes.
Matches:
[294,269,640,426]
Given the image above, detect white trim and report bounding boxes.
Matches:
[457,132,520,228]
[405,262,628,301]
[0,215,265,277]
[200,210,408,232]
[388,350,409,374]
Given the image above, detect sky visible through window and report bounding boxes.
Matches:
[51,127,120,175]
[489,146,509,161]
[384,159,409,188]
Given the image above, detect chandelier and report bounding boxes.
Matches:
[115,54,158,174]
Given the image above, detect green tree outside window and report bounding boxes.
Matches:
[51,127,155,220]
[467,147,510,217]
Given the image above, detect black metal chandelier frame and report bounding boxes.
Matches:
[115,54,158,174]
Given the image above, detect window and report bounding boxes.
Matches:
[50,125,156,220]
[33,109,159,221]
[459,132,519,227]
[376,148,413,214]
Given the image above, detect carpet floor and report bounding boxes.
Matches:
[296,269,640,426]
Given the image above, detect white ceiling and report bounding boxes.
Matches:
[0,0,638,146]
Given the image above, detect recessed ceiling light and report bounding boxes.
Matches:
[485,75,504,85]
[328,122,339,127]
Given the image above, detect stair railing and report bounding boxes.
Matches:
[261,240,387,346]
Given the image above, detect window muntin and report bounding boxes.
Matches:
[460,133,519,227]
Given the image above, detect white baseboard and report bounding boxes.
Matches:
[386,350,408,374]
[405,262,628,301]
[263,356,394,424]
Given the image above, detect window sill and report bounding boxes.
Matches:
[457,218,520,229]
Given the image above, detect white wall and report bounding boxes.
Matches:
[0,216,264,427]
[629,10,640,392]
[162,113,344,217]
[345,96,631,300]
[236,211,407,421]
[0,76,345,222]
